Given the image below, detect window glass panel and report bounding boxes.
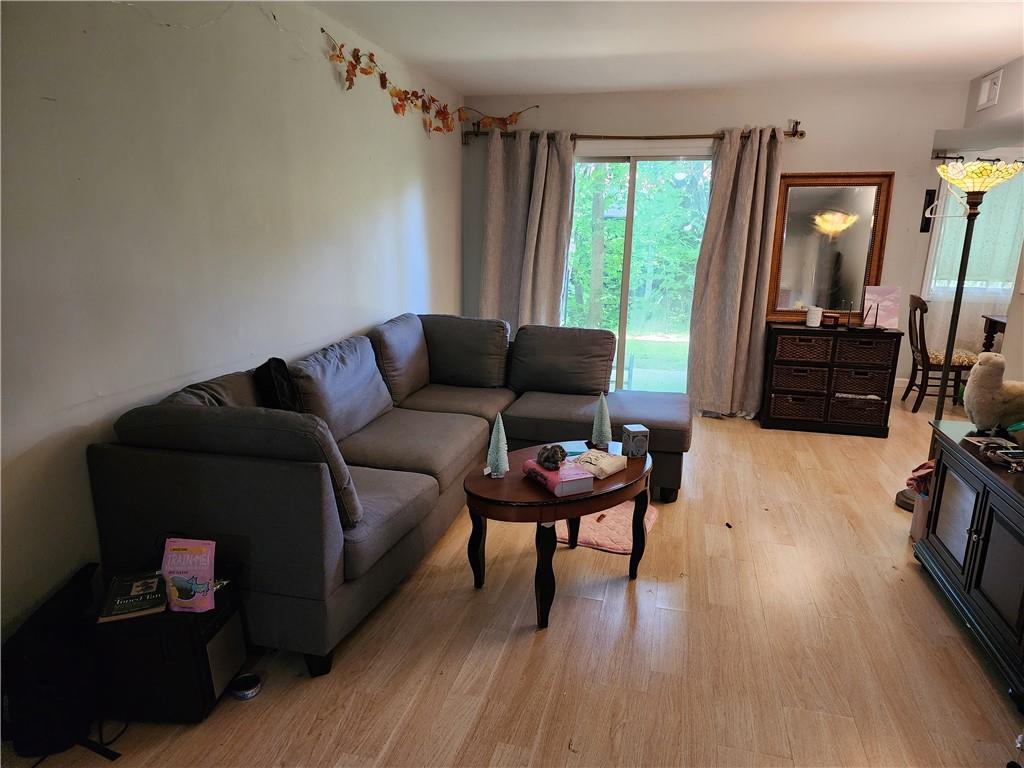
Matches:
[564,161,629,387]
[624,159,711,392]
[929,170,1024,296]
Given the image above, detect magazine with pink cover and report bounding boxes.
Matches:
[863,286,901,329]
[161,538,215,613]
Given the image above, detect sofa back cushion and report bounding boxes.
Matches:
[508,325,616,395]
[367,313,430,404]
[162,371,261,408]
[419,314,510,388]
[114,405,364,528]
[290,336,393,441]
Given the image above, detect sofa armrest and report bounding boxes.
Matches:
[114,405,363,527]
[87,444,345,601]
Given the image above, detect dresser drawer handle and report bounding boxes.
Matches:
[794,339,815,344]
[851,371,871,378]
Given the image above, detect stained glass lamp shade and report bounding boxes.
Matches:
[936,160,1023,193]
[930,157,1023,422]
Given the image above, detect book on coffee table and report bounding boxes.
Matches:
[572,449,627,479]
[522,459,594,497]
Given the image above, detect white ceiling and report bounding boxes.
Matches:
[316,2,1024,95]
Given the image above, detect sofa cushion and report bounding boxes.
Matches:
[290,336,393,441]
[399,384,517,425]
[343,466,438,580]
[114,404,364,528]
[507,326,615,395]
[419,314,510,388]
[367,313,430,405]
[501,390,691,453]
[162,371,261,408]
[339,408,488,492]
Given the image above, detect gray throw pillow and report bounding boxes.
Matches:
[367,314,430,404]
[289,336,393,441]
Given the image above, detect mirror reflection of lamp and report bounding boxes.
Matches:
[812,210,859,240]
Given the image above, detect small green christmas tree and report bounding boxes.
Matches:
[592,392,612,447]
[487,413,509,478]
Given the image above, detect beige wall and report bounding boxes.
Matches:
[963,56,1023,131]
[1,2,462,636]
[461,80,968,375]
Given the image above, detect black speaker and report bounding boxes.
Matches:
[1,564,102,758]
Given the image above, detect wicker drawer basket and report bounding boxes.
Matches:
[829,397,887,425]
[772,365,828,393]
[775,335,833,363]
[833,367,890,397]
[835,337,896,366]
[770,394,826,422]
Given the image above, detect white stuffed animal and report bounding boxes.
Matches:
[963,352,1024,432]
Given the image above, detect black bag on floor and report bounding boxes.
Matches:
[1,563,101,757]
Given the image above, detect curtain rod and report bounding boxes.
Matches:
[461,120,805,146]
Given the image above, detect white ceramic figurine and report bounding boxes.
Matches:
[963,352,1024,433]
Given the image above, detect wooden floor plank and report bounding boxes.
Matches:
[10,404,1023,768]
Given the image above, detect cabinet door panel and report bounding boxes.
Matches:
[969,495,1024,647]
[929,454,983,583]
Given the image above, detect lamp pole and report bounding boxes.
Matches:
[933,190,984,422]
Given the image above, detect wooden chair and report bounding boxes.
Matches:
[902,295,979,413]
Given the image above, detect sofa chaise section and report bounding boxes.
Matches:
[501,325,692,502]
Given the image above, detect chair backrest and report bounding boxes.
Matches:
[908,295,930,365]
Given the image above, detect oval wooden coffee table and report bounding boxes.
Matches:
[463,440,652,629]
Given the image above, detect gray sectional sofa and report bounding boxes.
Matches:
[87,314,690,676]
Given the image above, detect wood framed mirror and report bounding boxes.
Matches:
[767,171,894,323]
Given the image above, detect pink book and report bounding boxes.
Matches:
[522,458,594,497]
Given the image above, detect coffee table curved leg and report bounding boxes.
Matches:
[535,522,557,628]
[629,488,649,580]
[567,517,580,549]
[468,510,487,589]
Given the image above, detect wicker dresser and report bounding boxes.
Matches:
[760,323,904,437]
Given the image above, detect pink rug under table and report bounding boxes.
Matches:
[554,502,658,554]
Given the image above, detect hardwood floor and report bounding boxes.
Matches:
[11,404,1023,767]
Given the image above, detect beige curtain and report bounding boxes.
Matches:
[687,127,783,417]
[479,130,575,327]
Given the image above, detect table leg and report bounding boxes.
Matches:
[468,511,486,589]
[567,517,580,549]
[629,489,649,580]
[535,522,557,628]
[982,319,996,353]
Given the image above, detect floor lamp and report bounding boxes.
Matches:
[932,159,1023,422]
[894,159,1022,511]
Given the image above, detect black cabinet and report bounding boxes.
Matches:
[915,421,1024,710]
[760,323,903,437]
[969,494,1024,653]
[928,452,984,584]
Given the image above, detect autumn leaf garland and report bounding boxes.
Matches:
[321,27,536,136]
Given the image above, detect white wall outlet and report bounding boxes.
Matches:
[976,69,1002,111]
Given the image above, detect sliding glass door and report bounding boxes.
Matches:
[564,155,712,392]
